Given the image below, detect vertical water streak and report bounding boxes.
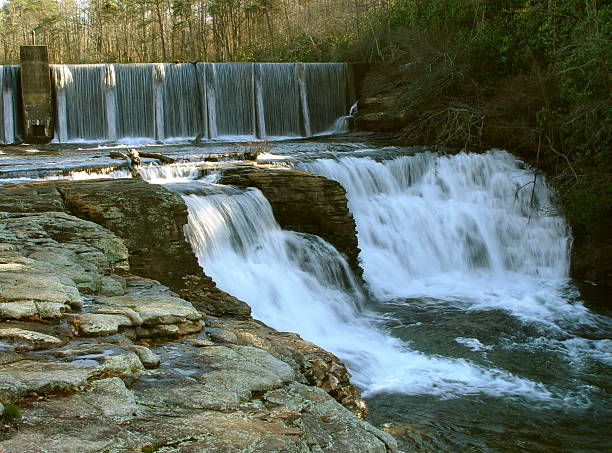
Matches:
[0,66,20,144]
[297,63,312,137]
[194,63,209,139]
[304,63,351,134]
[154,63,165,141]
[43,62,355,142]
[51,65,72,142]
[208,63,256,138]
[104,64,117,141]
[115,64,155,139]
[254,64,266,138]
[258,63,302,137]
[0,66,4,143]
[205,63,218,139]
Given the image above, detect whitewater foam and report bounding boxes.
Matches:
[181,185,557,402]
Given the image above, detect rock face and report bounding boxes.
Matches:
[0,178,396,452]
[354,96,411,133]
[570,238,612,289]
[0,211,128,321]
[220,166,361,274]
[0,342,396,453]
[0,179,201,291]
[205,316,369,419]
[56,179,202,291]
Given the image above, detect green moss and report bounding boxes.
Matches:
[2,403,21,421]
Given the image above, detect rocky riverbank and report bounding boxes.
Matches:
[0,178,398,453]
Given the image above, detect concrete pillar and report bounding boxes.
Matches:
[20,46,53,143]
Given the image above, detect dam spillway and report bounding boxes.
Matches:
[0,65,21,145]
[0,62,355,144]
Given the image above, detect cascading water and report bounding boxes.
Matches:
[181,181,557,400]
[0,141,609,452]
[0,65,20,145]
[299,150,587,328]
[49,62,353,143]
[296,149,611,451]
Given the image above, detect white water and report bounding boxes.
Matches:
[298,150,592,330]
[0,65,19,144]
[49,62,354,143]
[182,182,556,401]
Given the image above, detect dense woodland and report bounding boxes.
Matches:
[0,0,386,63]
[1,0,610,278]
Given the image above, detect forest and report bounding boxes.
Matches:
[1,0,610,266]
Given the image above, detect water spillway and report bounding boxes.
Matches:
[0,65,21,145]
[44,62,354,143]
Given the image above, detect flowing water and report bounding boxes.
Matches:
[0,65,20,145]
[0,62,353,144]
[177,148,610,452]
[298,150,611,452]
[0,141,609,452]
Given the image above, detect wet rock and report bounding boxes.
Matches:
[0,328,63,351]
[99,295,202,325]
[277,382,398,452]
[205,327,238,344]
[0,272,80,321]
[69,313,133,336]
[207,317,369,419]
[220,167,361,274]
[0,183,65,213]
[135,381,240,411]
[99,275,125,296]
[0,352,143,402]
[188,336,215,347]
[180,274,252,317]
[194,345,296,402]
[100,352,145,376]
[129,345,160,369]
[0,211,130,323]
[0,301,39,320]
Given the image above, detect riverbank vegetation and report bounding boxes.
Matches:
[335,1,610,254]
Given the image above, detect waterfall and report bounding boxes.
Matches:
[182,182,555,400]
[0,65,20,144]
[304,63,354,135]
[258,63,302,137]
[53,64,106,142]
[206,63,256,139]
[46,63,353,143]
[299,150,587,328]
[161,64,206,140]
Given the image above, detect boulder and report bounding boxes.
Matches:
[98,295,202,325]
[55,179,202,291]
[0,211,132,323]
[205,317,368,419]
[0,353,144,402]
[0,328,63,351]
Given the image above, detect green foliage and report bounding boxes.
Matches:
[2,403,21,422]
[332,0,610,242]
